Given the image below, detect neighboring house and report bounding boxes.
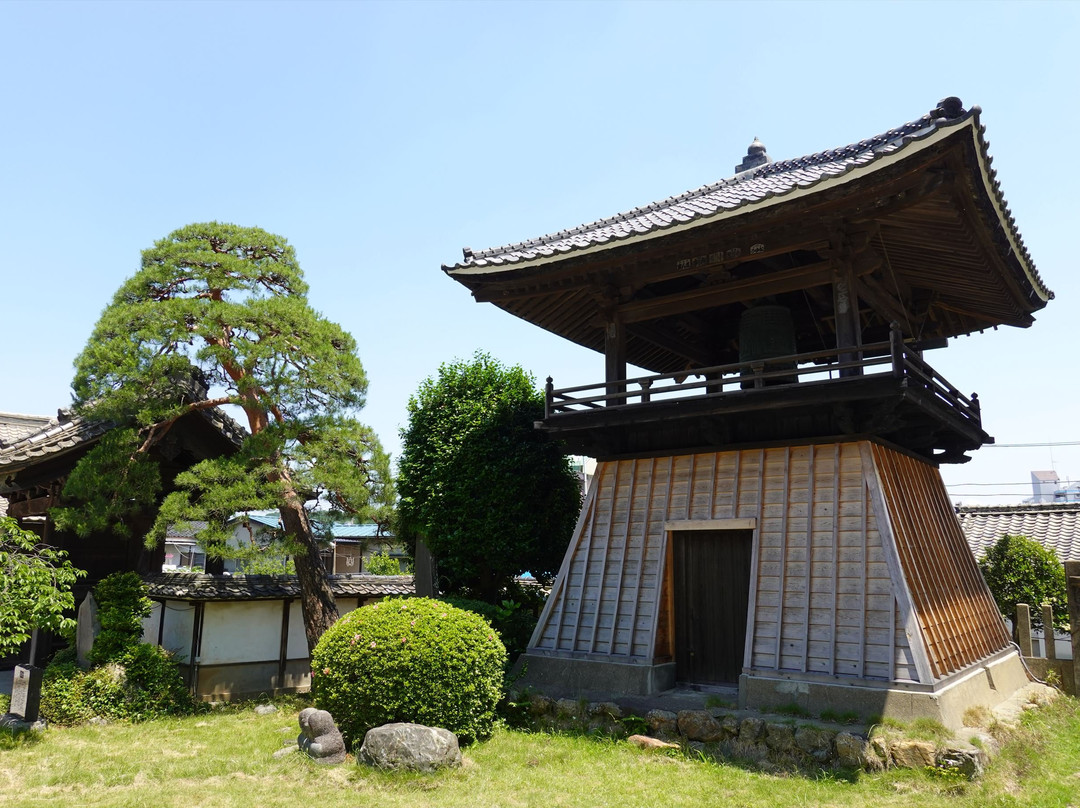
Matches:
[162,520,210,572]
[162,510,406,575]
[141,572,414,700]
[958,503,1080,563]
[1028,470,1060,504]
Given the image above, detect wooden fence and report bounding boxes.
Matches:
[1014,560,1080,696]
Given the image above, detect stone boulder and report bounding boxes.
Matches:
[834,732,869,769]
[677,710,724,742]
[359,723,462,772]
[794,726,835,763]
[764,722,795,753]
[738,716,765,743]
[646,709,678,739]
[888,739,935,769]
[936,741,988,780]
[297,708,346,765]
[720,714,740,739]
[627,734,680,752]
[528,694,556,717]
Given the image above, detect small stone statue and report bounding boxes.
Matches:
[297,707,346,764]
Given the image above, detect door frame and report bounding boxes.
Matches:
[661,518,758,683]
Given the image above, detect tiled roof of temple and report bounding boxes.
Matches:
[0,407,247,469]
[958,504,1080,562]
[144,572,415,600]
[446,97,1050,304]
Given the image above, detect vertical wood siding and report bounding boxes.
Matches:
[530,440,996,686]
[868,444,1010,678]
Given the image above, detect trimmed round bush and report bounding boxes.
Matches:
[311,597,507,746]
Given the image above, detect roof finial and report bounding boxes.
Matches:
[934,97,965,119]
[736,137,771,174]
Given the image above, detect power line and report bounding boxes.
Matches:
[945,481,1077,488]
[986,441,1080,448]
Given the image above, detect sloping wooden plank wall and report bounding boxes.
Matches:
[869,443,1010,679]
[530,441,925,684]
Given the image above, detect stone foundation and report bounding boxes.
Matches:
[739,649,1031,731]
[514,653,675,699]
[511,693,996,778]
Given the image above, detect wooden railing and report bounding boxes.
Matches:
[544,324,982,430]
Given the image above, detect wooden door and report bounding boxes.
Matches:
[673,529,752,685]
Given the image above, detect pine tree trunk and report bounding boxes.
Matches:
[278,493,340,656]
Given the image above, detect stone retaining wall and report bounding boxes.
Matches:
[510,694,990,778]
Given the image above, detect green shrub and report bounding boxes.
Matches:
[979,534,1068,632]
[0,692,10,714]
[39,644,193,724]
[114,644,194,720]
[40,662,92,726]
[311,597,507,746]
[365,550,402,576]
[90,571,153,664]
[47,645,79,667]
[440,595,539,665]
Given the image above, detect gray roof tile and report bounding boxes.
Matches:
[144,572,415,601]
[0,406,247,470]
[0,412,53,447]
[446,98,1048,305]
[958,504,1080,562]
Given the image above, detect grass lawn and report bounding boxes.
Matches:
[2,697,1079,808]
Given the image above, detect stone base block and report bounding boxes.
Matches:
[515,653,675,699]
[739,650,1030,731]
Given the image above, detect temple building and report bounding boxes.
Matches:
[444,98,1053,728]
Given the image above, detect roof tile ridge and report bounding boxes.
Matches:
[459,105,964,267]
[968,109,1052,302]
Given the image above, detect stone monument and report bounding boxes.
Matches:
[10,664,43,723]
[76,591,100,667]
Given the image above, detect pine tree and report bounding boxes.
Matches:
[55,222,392,653]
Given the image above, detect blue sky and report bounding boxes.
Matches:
[2,0,1078,504]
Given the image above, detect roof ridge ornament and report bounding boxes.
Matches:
[934,96,965,120]
[735,136,771,174]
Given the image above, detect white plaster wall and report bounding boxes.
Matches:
[199,601,281,665]
[142,600,198,661]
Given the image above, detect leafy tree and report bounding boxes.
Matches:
[54,222,392,653]
[365,550,401,576]
[397,352,581,602]
[0,516,85,658]
[979,534,1068,635]
[89,571,153,665]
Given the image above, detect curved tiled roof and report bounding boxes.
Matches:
[958,504,1080,562]
[445,98,1050,303]
[0,410,111,468]
[144,572,415,601]
[0,406,247,470]
[0,412,53,447]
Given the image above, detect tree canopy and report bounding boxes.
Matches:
[979,533,1068,633]
[0,516,85,658]
[55,222,392,652]
[396,352,581,602]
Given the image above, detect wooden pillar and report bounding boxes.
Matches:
[604,314,626,404]
[833,267,862,378]
[1066,562,1080,696]
[278,598,291,690]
